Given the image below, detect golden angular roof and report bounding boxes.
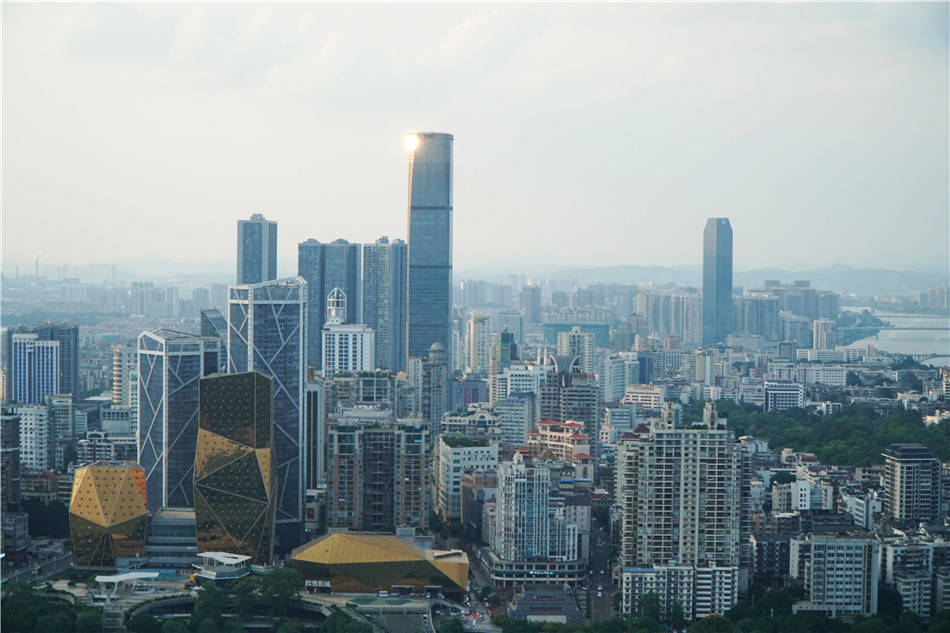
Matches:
[69,461,148,527]
[292,533,424,565]
[291,533,469,591]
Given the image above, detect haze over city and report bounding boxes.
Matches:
[3,3,948,273]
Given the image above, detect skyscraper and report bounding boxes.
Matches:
[619,402,743,621]
[297,238,361,370]
[464,314,491,377]
[406,132,453,366]
[882,443,942,524]
[137,330,220,511]
[237,213,278,284]
[702,218,733,346]
[9,334,59,404]
[194,372,276,564]
[228,277,307,547]
[362,237,408,372]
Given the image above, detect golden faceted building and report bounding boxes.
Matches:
[69,461,148,568]
[291,533,469,595]
[194,372,276,565]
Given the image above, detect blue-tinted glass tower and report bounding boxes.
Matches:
[362,237,408,372]
[137,329,220,511]
[406,132,453,367]
[10,333,59,404]
[227,277,307,548]
[702,218,734,346]
[297,239,360,370]
[237,213,278,284]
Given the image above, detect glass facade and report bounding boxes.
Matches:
[407,132,453,364]
[362,237,408,372]
[227,277,307,545]
[137,330,220,511]
[10,334,60,404]
[69,461,148,568]
[237,213,278,284]
[297,238,360,370]
[702,218,734,346]
[194,372,276,564]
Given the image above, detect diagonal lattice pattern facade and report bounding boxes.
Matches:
[194,372,276,564]
[227,278,306,543]
[69,461,148,568]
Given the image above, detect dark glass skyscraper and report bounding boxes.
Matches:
[297,238,361,370]
[406,132,453,366]
[362,236,408,372]
[702,217,734,346]
[237,213,278,284]
[137,330,220,511]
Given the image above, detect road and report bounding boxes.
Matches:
[588,524,617,620]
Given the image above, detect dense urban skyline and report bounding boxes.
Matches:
[3,4,948,272]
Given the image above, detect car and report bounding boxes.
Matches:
[597,592,603,598]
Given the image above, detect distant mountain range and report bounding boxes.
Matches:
[460,264,949,295]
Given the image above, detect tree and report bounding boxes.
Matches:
[671,602,686,631]
[639,591,660,622]
[160,620,189,633]
[223,618,246,633]
[259,567,303,615]
[76,609,103,633]
[35,614,75,632]
[689,615,734,633]
[877,583,903,622]
[274,619,303,633]
[848,617,889,633]
[846,371,861,386]
[196,618,220,633]
[230,575,262,617]
[193,583,227,628]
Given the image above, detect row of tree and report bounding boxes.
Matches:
[713,401,950,466]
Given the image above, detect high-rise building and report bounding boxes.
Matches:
[407,132,454,366]
[883,444,942,524]
[520,286,542,325]
[436,436,498,520]
[297,238,362,370]
[112,343,138,406]
[702,218,733,346]
[619,403,743,621]
[10,333,59,405]
[305,379,326,490]
[137,330,220,511]
[408,343,449,442]
[557,326,595,375]
[322,289,375,375]
[790,533,879,619]
[493,392,537,447]
[237,213,277,284]
[490,329,518,377]
[812,318,836,351]
[464,314,491,377]
[14,405,51,471]
[326,408,429,532]
[199,308,229,373]
[228,277,307,545]
[539,356,599,450]
[362,237,408,372]
[1,409,22,507]
[69,461,148,568]
[487,451,587,586]
[194,372,276,564]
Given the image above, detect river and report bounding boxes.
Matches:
[844,307,950,365]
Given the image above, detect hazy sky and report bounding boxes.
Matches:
[3,3,948,275]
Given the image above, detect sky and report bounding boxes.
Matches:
[3,3,948,276]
